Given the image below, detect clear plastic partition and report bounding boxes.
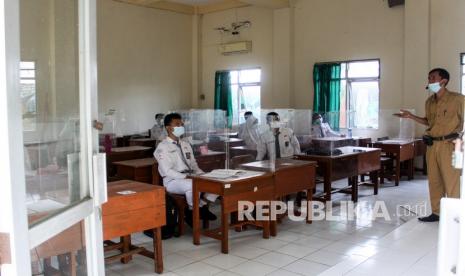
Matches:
[98,109,125,150]
[174,110,229,171]
[290,109,313,152]
[24,118,87,215]
[376,109,416,142]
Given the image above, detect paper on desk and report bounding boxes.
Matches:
[117,190,137,195]
[202,169,245,179]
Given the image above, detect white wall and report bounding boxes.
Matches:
[199,6,275,109]
[97,0,193,134]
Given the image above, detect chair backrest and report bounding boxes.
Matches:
[152,162,162,186]
[230,154,255,169]
[377,136,389,141]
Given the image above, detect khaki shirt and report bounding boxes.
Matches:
[425,90,464,137]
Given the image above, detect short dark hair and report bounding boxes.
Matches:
[429,68,450,84]
[244,111,253,116]
[155,113,164,120]
[312,113,322,121]
[266,111,280,122]
[164,113,182,127]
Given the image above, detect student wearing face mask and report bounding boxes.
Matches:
[240,112,260,149]
[395,68,464,222]
[256,112,301,160]
[151,113,167,141]
[238,111,253,139]
[154,113,218,226]
[311,113,344,138]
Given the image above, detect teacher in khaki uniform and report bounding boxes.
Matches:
[397,68,464,222]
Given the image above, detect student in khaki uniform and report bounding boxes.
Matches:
[397,68,464,222]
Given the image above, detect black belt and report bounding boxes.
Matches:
[431,133,460,141]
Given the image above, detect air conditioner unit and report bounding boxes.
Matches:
[218,41,252,55]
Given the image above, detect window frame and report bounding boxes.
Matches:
[20,60,38,131]
[225,67,261,126]
[461,53,464,95]
[340,58,381,130]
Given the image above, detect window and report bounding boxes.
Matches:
[340,60,380,129]
[461,53,465,95]
[229,68,261,125]
[20,61,37,131]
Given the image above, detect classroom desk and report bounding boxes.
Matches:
[191,171,274,254]
[129,138,157,148]
[240,159,317,236]
[371,140,415,186]
[103,180,165,274]
[208,138,245,151]
[196,151,227,172]
[230,146,258,158]
[414,138,427,175]
[105,146,153,178]
[28,213,85,275]
[113,157,156,184]
[295,146,381,202]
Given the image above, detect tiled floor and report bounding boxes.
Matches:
[105,175,439,276]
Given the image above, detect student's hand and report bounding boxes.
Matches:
[393,109,412,119]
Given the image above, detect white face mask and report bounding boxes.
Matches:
[269,121,281,129]
[172,126,185,138]
[428,82,442,93]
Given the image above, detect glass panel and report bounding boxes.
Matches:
[462,75,465,95]
[30,219,87,275]
[347,60,380,78]
[340,62,347,78]
[239,69,261,84]
[349,81,379,129]
[376,109,415,141]
[240,85,261,123]
[229,70,239,84]
[461,54,465,64]
[21,0,85,224]
[231,84,240,126]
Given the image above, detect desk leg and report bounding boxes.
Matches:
[221,203,229,254]
[121,235,132,263]
[351,176,358,202]
[306,188,313,224]
[324,170,332,202]
[193,183,201,246]
[153,228,163,274]
[408,159,414,180]
[395,158,400,186]
[373,171,379,195]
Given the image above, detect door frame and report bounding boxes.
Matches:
[0,0,104,275]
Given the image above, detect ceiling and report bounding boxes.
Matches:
[114,0,289,15]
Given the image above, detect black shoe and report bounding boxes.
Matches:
[418,214,440,222]
[201,206,217,221]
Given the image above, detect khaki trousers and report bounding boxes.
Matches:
[426,140,461,215]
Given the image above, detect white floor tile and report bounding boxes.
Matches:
[174,262,222,276]
[291,236,333,249]
[229,245,269,259]
[274,243,319,258]
[303,249,350,266]
[267,269,302,276]
[253,252,297,268]
[283,259,330,276]
[163,253,197,271]
[228,260,277,276]
[202,254,248,269]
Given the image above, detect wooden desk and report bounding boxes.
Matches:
[103,180,165,274]
[414,138,427,175]
[240,159,317,236]
[105,146,152,178]
[372,140,415,185]
[113,158,156,184]
[295,147,380,202]
[129,138,157,148]
[208,138,245,151]
[230,146,257,158]
[196,151,226,172]
[28,213,85,275]
[191,171,274,253]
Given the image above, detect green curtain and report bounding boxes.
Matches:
[313,63,342,130]
[214,71,233,128]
